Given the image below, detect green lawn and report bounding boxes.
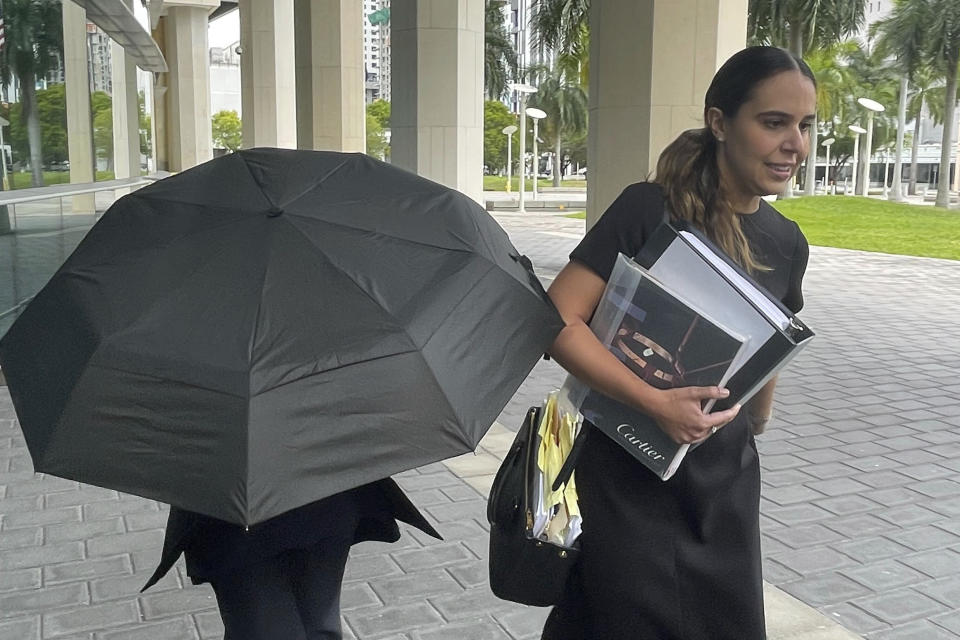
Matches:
[483,176,586,191]
[6,170,116,190]
[775,196,960,261]
[564,196,959,261]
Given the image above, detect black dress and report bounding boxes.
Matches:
[543,183,809,640]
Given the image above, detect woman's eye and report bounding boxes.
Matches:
[764,120,783,129]
[799,122,812,131]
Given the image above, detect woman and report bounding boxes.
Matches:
[143,482,440,640]
[542,46,814,639]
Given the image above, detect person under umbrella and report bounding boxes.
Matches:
[0,149,562,639]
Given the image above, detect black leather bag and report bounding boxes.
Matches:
[487,405,585,607]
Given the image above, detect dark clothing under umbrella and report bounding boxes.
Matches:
[0,148,562,527]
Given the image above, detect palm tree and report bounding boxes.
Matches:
[527,63,588,187]
[748,0,865,56]
[530,0,589,62]
[484,0,518,100]
[872,0,960,208]
[0,0,64,188]
[903,68,945,194]
[803,41,857,195]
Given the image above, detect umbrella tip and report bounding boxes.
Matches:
[266,207,284,218]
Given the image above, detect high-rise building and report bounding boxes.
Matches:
[87,23,113,94]
[363,0,390,103]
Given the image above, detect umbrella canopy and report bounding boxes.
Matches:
[0,149,562,526]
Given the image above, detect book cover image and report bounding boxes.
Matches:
[579,272,745,479]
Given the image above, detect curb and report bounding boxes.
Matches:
[444,421,864,640]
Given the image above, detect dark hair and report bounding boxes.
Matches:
[655,47,816,272]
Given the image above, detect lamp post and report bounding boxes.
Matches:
[821,137,835,194]
[857,97,885,196]
[509,83,537,213]
[848,124,866,195]
[525,107,546,201]
[881,146,891,198]
[502,124,518,194]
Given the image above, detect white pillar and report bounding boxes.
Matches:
[586,0,748,227]
[391,0,484,203]
[111,0,141,192]
[63,0,96,212]
[294,0,365,152]
[163,4,213,171]
[239,0,298,149]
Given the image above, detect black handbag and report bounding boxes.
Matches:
[487,404,586,607]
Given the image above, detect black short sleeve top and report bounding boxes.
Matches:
[570,182,809,313]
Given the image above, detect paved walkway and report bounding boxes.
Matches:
[1,209,959,639]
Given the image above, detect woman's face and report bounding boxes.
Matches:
[708,70,817,211]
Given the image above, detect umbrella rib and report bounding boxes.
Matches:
[283,213,477,256]
[273,221,468,433]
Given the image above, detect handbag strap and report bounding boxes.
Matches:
[550,427,588,492]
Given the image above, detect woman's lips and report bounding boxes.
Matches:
[766,163,795,180]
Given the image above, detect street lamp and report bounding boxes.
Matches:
[848,124,866,195]
[509,83,537,213]
[857,97,885,196]
[821,137,836,194]
[502,124,518,194]
[525,107,546,201]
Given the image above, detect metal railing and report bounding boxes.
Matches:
[0,175,165,335]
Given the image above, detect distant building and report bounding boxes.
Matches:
[209,42,241,116]
[364,0,390,103]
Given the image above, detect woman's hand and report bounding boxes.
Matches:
[647,386,741,444]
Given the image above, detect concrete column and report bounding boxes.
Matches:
[111,0,141,194]
[63,0,95,212]
[163,4,213,171]
[294,0,365,152]
[391,0,484,203]
[586,0,748,227]
[239,0,297,149]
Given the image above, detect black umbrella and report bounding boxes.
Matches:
[0,149,562,526]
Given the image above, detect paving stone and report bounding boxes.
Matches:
[765,523,844,549]
[830,537,913,566]
[44,554,132,585]
[0,582,88,618]
[45,518,126,544]
[762,503,835,527]
[343,554,403,582]
[875,504,946,528]
[370,569,461,604]
[0,541,84,571]
[139,587,219,619]
[429,588,518,620]
[915,576,960,609]
[885,524,960,552]
[86,530,164,557]
[446,560,490,590]
[341,582,381,611]
[840,560,926,592]
[346,603,444,638]
[853,588,949,626]
[44,487,119,509]
[769,546,858,575]
[825,514,900,538]
[0,567,41,593]
[92,571,179,602]
[193,610,224,639]
[494,608,552,640]
[762,558,802,583]
[805,476,873,497]
[42,601,140,637]
[82,499,158,522]
[821,603,889,635]
[424,500,486,524]
[780,572,871,607]
[0,526,42,550]
[1,506,82,529]
[97,616,200,640]
[899,548,960,579]
[122,511,169,532]
[763,484,826,506]
[815,494,882,516]
[392,542,475,572]
[0,617,39,640]
[868,619,959,640]
[930,610,960,636]
[412,617,512,640]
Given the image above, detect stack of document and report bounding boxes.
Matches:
[562,222,815,480]
[532,390,582,547]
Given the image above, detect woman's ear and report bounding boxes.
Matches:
[705,107,726,143]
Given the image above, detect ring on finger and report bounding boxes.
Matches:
[710,425,718,435]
